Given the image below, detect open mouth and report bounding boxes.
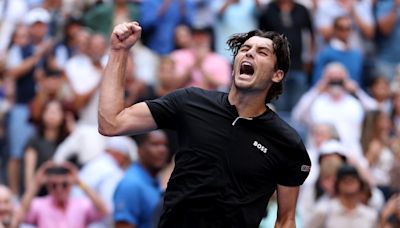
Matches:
[239,62,255,76]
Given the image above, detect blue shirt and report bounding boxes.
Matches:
[113,163,161,228]
[140,0,194,55]
[375,0,400,63]
[312,45,363,85]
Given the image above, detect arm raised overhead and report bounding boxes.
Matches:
[98,22,157,136]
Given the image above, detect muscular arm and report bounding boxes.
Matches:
[98,22,157,136]
[275,185,300,228]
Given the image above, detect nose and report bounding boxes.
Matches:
[245,48,255,58]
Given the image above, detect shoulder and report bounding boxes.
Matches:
[268,111,304,146]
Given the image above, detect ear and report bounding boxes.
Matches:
[272,70,284,83]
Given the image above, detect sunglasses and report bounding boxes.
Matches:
[47,181,70,190]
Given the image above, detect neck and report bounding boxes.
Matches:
[277,0,293,11]
[138,161,159,178]
[44,127,58,141]
[339,194,358,210]
[228,87,268,117]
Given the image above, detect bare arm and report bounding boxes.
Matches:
[275,185,300,228]
[23,148,38,191]
[377,1,400,36]
[98,22,157,136]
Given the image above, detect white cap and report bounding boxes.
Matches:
[105,136,138,161]
[318,140,347,163]
[25,8,50,26]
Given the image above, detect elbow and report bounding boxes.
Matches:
[97,117,120,136]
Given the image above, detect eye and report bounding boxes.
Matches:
[259,51,268,56]
[239,47,248,52]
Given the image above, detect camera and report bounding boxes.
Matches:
[328,79,344,87]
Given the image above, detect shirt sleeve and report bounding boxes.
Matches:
[113,179,141,225]
[145,88,189,130]
[83,197,105,224]
[276,140,311,186]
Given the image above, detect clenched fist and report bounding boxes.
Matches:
[110,21,142,51]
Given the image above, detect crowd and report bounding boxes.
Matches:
[0,0,400,227]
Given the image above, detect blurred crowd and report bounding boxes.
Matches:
[0,0,400,227]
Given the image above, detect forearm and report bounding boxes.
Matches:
[79,181,109,216]
[98,50,129,135]
[275,217,296,228]
[378,7,398,36]
[8,55,40,79]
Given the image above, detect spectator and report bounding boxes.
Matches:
[65,32,107,125]
[83,0,140,37]
[312,15,364,86]
[379,194,400,228]
[361,110,395,199]
[258,0,315,113]
[24,99,68,194]
[170,26,231,90]
[12,161,108,228]
[0,185,15,228]
[113,130,168,228]
[292,62,369,167]
[76,136,137,228]
[305,164,378,228]
[367,76,392,114]
[391,89,400,136]
[5,7,54,196]
[211,0,259,61]
[314,0,374,53]
[374,0,400,81]
[140,0,194,55]
[0,0,28,56]
[53,17,83,69]
[173,24,192,50]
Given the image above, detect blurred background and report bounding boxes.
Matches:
[0,0,400,227]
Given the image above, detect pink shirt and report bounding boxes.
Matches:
[24,196,104,228]
[171,49,231,90]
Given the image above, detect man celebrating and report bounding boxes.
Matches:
[99,21,311,228]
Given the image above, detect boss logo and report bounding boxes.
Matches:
[253,141,268,154]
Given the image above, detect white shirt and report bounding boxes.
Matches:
[292,88,367,166]
[53,124,106,165]
[65,54,103,125]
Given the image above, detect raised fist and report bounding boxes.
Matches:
[110,21,142,51]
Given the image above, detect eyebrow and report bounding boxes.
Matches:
[241,44,273,53]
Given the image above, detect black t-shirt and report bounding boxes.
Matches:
[146,87,311,228]
[258,2,313,70]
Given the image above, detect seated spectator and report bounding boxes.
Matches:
[0,185,15,228]
[170,26,231,90]
[24,99,69,195]
[76,136,137,227]
[13,161,108,228]
[312,15,364,86]
[379,194,400,228]
[113,130,168,228]
[305,164,378,228]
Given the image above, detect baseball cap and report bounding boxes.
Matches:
[105,136,138,161]
[25,8,50,26]
[318,140,347,163]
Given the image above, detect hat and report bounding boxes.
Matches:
[336,164,360,181]
[105,136,138,161]
[25,8,50,26]
[318,140,347,163]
